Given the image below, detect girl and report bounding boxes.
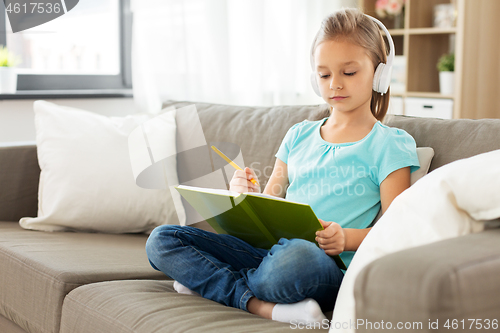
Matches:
[146,8,420,325]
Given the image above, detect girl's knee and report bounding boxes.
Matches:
[268,239,331,280]
[145,225,183,262]
[249,239,339,303]
[273,238,324,263]
[286,238,320,253]
[251,239,323,281]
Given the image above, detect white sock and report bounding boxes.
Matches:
[271,298,327,324]
[173,280,200,296]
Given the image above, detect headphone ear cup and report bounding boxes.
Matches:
[373,62,392,94]
[372,63,384,93]
[379,64,392,94]
[310,72,321,97]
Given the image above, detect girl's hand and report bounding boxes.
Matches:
[315,219,346,256]
[229,167,261,194]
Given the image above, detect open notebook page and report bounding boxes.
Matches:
[176,185,307,205]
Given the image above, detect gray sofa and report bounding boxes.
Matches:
[1,100,500,333]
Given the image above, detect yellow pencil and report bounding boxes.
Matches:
[211,145,259,186]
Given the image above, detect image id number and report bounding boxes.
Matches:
[444,319,498,330]
[6,3,62,14]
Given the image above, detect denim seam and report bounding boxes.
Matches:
[278,282,341,304]
[180,229,264,260]
[176,230,239,282]
[239,289,254,312]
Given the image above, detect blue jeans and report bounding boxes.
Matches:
[146,225,344,312]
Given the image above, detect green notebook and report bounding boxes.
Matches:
[175,185,347,270]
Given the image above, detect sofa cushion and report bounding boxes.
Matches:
[0,222,167,333]
[60,280,325,333]
[383,115,500,172]
[0,142,39,222]
[0,313,28,333]
[162,101,500,187]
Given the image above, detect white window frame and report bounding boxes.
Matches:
[0,0,132,95]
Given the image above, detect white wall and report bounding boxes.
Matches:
[0,98,141,143]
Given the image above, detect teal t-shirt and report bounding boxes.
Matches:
[275,117,420,270]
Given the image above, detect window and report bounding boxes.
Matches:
[0,0,132,92]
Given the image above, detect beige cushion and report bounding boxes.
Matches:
[0,313,28,333]
[0,143,39,222]
[0,222,167,333]
[60,280,316,333]
[383,114,500,172]
[164,101,500,189]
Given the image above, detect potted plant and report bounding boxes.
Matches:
[437,53,455,95]
[0,46,21,94]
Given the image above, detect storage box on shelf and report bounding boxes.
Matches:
[405,97,453,119]
[358,0,500,119]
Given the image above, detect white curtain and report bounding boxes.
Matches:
[131,0,357,113]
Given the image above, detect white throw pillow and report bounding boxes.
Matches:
[411,147,434,185]
[330,149,500,333]
[19,100,182,233]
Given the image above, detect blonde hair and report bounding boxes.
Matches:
[311,8,390,121]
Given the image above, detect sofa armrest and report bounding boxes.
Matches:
[354,228,500,332]
[0,142,39,222]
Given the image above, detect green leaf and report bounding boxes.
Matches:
[437,53,455,72]
[0,46,22,67]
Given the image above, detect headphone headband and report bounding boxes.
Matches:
[364,14,395,69]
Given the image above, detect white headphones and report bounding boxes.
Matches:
[310,14,395,96]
